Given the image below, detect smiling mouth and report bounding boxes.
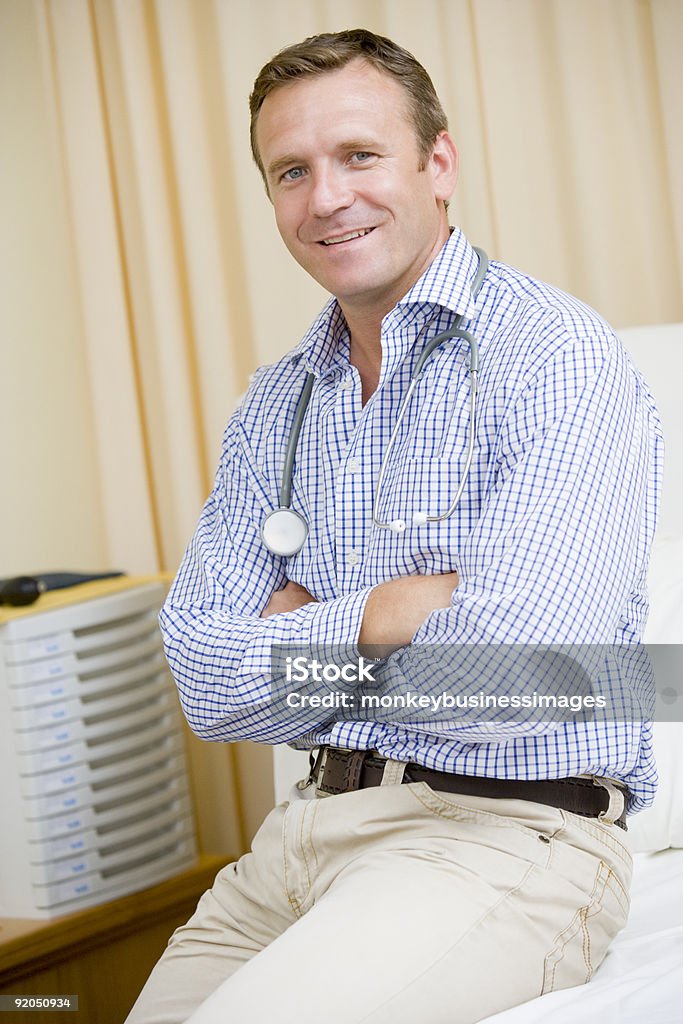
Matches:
[319,227,375,246]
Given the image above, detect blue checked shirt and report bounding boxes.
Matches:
[160,229,663,812]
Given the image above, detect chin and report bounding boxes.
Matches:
[321,265,395,300]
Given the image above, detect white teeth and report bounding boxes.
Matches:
[322,229,371,246]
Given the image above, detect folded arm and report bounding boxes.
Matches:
[162,333,660,748]
[261,574,460,657]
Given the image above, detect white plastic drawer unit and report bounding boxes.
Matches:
[0,578,198,918]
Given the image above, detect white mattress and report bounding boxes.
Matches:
[482,848,683,1023]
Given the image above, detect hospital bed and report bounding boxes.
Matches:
[272,322,683,1022]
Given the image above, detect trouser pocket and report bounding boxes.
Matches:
[542,859,630,993]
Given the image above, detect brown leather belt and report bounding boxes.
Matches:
[309,746,628,830]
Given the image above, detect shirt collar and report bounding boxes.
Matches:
[289,299,349,378]
[395,227,480,320]
[289,228,482,377]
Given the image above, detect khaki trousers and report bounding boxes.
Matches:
[125,781,632,1024]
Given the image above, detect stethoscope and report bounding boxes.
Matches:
[260,248,489,558]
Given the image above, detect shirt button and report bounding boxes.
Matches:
[347,458,361,474]
[339,377,353,391]
[347,550,362,566]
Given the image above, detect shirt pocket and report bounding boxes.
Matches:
[375,454,486,572]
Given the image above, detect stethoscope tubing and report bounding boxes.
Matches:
[280,372,315,508]
[261,247,489,556]
[371,326,480,532]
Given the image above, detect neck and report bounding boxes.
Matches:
[337,222,453,403]
[343,308,383,406]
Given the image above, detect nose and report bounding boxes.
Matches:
[307,165,354,219]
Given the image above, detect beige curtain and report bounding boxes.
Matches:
[36,0,683,574]
[3,0,682,853]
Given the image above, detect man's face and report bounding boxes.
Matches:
[255,60,458,320]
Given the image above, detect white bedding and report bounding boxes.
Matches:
[482,848,683,1023]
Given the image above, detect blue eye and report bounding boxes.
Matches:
[282,167,305,182]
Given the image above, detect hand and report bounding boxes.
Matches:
[261,580,318,618]
[358,572,459,657]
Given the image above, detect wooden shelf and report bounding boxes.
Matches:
[0,854,227,1022]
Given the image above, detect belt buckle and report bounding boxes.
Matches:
[314,746,366,795]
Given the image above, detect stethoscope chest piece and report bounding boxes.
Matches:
[261,507,309,558]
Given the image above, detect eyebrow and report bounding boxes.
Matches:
[266,154,302,180]
[266,139,381,181]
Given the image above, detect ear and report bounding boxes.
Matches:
[428,131,459,202]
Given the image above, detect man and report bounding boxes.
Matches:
[127,28,662,1024]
